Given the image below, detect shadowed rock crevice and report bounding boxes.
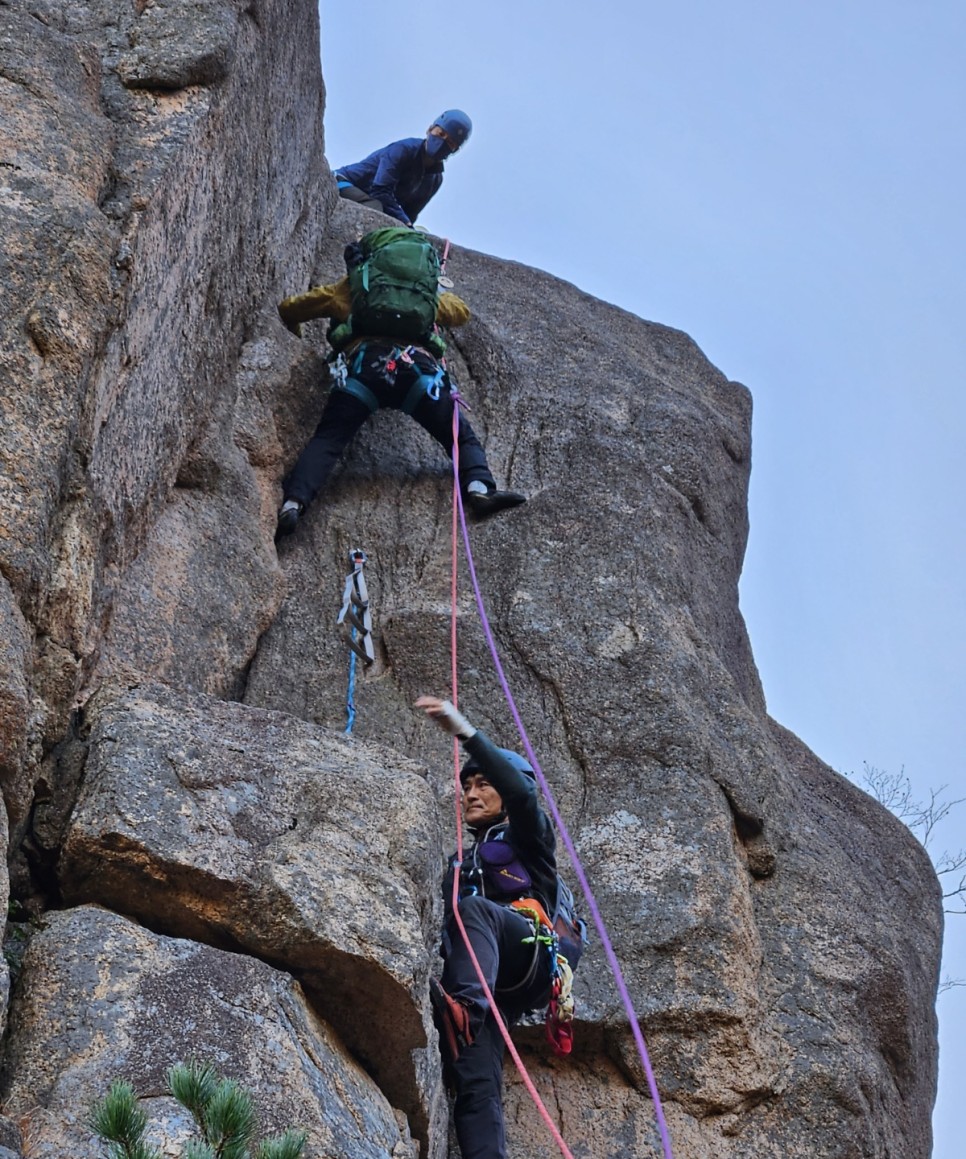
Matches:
[8,712,89,910]
[718,785,777,880]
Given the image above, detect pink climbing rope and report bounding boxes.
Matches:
[448,399,577,1159]
[447,396,675,1159]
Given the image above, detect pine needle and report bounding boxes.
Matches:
[167,1060,220,1129]
[254,1129,309,1159]
[202,1078,256,1159]
[88,1081,162,1159]
[183,1142,217,1159]
[91,1063,305,1159]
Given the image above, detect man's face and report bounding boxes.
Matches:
[461,772,504,828]
[428,124,461,154]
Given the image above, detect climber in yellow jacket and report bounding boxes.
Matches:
[278,276,469,337]
[275,229,526,537]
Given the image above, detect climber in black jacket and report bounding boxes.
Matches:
[415,694,557,1159]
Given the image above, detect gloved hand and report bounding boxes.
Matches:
[277,299,303,337]
[436,292,470,327]
[414,695,476,739]
[277,280,352,332]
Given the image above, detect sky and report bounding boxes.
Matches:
[318,2,965,1153]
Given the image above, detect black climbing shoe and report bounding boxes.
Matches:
[276,499,304,538]
[465,489,527,520]
[430,977,474,1065]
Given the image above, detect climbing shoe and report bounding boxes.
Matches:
[275,499,304,538]
[465,489,527,520]
[429,977,474,1064]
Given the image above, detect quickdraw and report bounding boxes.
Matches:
[337,548,374,736]
[330,351,348,388]
[337,547,374,666]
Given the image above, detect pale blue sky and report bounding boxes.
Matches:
[318,2,965,1153]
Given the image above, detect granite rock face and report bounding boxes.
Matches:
[1,906,418,1159]
[0,1,942,1158]
[0,0,329,830]
[57,681,444,1147]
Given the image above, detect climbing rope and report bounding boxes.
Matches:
[447,401,675,1159]
[447,400,576,1159]
[345,644,358,735]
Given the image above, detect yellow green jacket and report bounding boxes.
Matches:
[278,276,471,329]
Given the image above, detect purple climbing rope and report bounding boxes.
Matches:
[450,397,675,1159]
[447,395,576,1159]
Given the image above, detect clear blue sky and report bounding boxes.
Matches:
[318,2,965,1153]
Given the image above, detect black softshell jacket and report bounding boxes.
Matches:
[442,730,558,928]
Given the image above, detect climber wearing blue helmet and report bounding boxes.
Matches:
[334,110,472,227]
[415,694,557,1159]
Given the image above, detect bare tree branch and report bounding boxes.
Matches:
[847,763,966,919]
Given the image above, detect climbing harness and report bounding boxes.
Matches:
[460,821,583,1047]
[456,838,560,999]
[507,897,559,997]
[395,347,448,413]
[446,395,675,1159]
[338,548,373,735]
[334,343,449,417]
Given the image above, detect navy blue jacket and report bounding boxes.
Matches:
[442,730,558,931]
[336,137,444,226]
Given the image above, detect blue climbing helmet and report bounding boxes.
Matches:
[430,109,472,152]
[460,748,534,785]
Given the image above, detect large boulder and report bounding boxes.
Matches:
[0,906,419,1159]
[58,682,446,1150]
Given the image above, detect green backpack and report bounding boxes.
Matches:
[346,227,441,342]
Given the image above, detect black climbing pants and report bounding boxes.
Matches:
[337,182,385,213]
[284,343,496,509]
[442,894,553,1159]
